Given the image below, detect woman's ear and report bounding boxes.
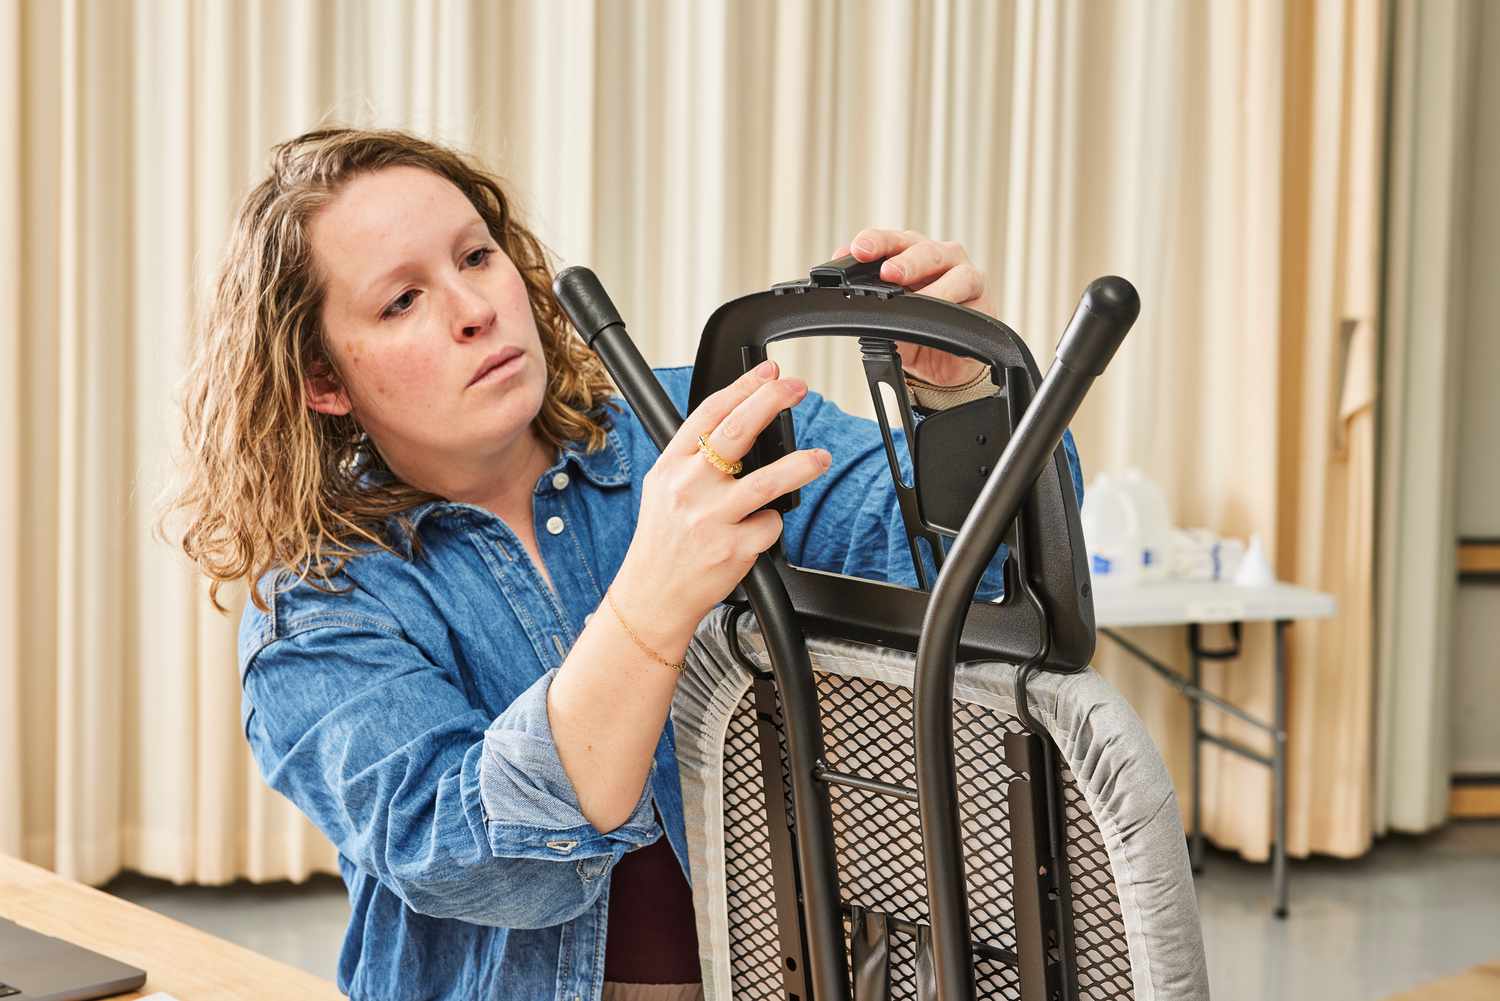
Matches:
[305,360,353,417]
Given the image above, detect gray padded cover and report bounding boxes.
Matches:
[673,605,1209,1000]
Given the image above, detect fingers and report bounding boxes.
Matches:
[844,227,921,262]
[703,376,808,465]
[724,447,832,523]
[673,358,779,457]
[913,261,989,310]
[883,238,969,288]
[836,229,974,290]
[738,508,786,558]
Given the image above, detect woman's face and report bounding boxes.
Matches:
[306,165,549,493]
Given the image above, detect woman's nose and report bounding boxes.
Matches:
[452,287,497,341]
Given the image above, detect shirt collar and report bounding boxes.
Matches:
[361,422,631,555]
[549,421,632,490]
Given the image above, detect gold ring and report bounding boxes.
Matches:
[697,434,744,476]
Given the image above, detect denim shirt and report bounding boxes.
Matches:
[238,366,1084,1001]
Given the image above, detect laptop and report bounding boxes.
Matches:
[0,918,146,1001]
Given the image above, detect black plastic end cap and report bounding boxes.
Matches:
[1056,276,1140,376]
[552,266,624,346]
[1082,276,1141,327]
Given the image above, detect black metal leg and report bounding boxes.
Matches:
[1188,638,1205,874]
[1273,620,1289,918]
[1106,623,1294,917]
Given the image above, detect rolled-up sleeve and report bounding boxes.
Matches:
[479,668,657,859]
[241,618,656,930]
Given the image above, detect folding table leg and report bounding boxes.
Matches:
[1273,619,1289,918]
[1189,646,1205,873]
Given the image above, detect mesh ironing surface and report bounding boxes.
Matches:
[719,671,1132,1000]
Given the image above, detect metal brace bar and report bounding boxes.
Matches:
[750,675,812,1001]
[1100,620,1294,917]
[1200,731,1274,767]
[837,903,1020,968]
[858,336,948,590]
[1099,627,1276,735]
[814,765,919,803]
[1005,731,1075,1001]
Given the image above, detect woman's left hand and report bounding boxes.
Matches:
[831,228,993,387]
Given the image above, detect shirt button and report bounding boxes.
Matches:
[545,515,565,535]
[552,471,570,490]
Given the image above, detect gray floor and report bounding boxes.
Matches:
[105,823,1500,1000]
[1195,822,1500,1000]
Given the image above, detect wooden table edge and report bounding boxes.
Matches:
[1,854,345,1000]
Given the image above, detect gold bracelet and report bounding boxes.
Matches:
[603,590,687,674]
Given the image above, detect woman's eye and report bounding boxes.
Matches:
[380,249,492,319]
[383,289,418,319]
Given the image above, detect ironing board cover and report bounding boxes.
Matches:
[672,605,1210,1001]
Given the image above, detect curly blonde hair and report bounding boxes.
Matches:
[161,126,617,612]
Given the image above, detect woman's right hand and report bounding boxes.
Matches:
[611,358,832,650]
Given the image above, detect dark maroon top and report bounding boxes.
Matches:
[603,834,702,984]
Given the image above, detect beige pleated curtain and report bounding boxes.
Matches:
[1372,0,1493,837]
[2,0,1389,886]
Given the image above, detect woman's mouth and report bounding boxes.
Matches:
[468,348,525,388]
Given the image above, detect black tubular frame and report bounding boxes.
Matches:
[914,279,1137,1001]
[686,264,1102,672]
[554,260,1137,1001]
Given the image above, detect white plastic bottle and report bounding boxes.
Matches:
[1119,469,1172,582]
[1080,473,1142,586]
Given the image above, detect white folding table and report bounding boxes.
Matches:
[1091,579,1336,917]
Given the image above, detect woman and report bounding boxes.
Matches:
[166,126,1081,1001]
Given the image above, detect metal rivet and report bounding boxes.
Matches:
[552,471,570,490]
[545,515,565,535]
